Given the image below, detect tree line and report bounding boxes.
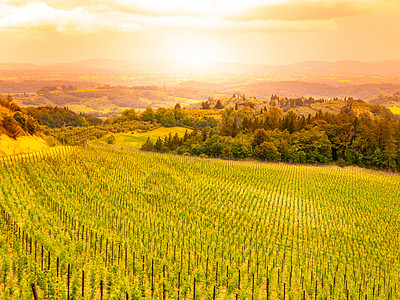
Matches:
[142,105,400,171]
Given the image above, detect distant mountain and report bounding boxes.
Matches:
[2,59,400,75]
[0,63,39,70]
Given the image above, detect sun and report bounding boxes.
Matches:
[167,35,225,64]
[178,45,222,64]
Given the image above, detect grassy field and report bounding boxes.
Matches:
[0,145,399,299]
[388,105,400,115]
[0,134,50,156]
[92,126,191,150]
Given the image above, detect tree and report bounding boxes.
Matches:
[158,109,175,127]
[26,116,39,134]
[230,135,252,158]
[107,135,115,144]
[201,128,208,142]
[141,137,154,151]
[6,94,13,103]
[171,133,181,150]
[154,137,163,151]
[121,108,138,121]
[201,101,211,109]
[252,128,269,148]
[292,128,332,163]
[253,142,281,161]
[214,100,224,110]
[13,112,28,131]
[2,116,22,138]
[141,107,155,122]
[174,103,181,109]
[191,126,198,138]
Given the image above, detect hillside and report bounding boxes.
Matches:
[0,95,51,156]
[93,126,191,150]
[0,145,398,298]
[0,80,95,93]
[10,85,211,116]
[0,134,49,156]
[26,106,103,128]
[191,94,393,117]
[7,80,399,117]
[367,92,400,114]
[233,81,400,100]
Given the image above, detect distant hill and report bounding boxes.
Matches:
[2,59,400,75]
[178,80,400,101]
[195,94,393,118]
[11,85,208,116]
[8,81,398,117]
[2,59,400,115]
[367,93,400,114]
[175,80,225,91]
[0,80,95,93]
[0,63,39,70]
[289,99,392,117]
[277,60,400,76]
[368,92,400,107]
[243,81,400,100]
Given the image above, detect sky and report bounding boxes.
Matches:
[1,0,400,65]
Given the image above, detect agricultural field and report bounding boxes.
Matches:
[0,145,399,299]
[93,127,191,150]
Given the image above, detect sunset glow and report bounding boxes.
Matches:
[0,0,400,64]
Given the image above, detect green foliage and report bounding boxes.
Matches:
[253,141,281,161]
[0,95,41,139]
[26,106,102,128]
[2,115,23,138]
[13,111,40,135]
[230,134,252,158]
[291,127,332,163]
[48,120,143,145]
[140,137,154,151]
[252,128,269,148]
[112,108,138,123]
[107,134,116,144]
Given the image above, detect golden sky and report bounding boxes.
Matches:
[1,0,400,64]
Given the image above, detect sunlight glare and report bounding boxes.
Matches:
[167,36,225,64]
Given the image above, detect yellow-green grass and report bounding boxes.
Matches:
[0,134,50,156]
[92,126,191,149]
[388,105,400,114]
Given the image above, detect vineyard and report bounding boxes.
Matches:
[0,145,399,299]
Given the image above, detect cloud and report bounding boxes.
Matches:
[0,0,387,35]
[0,2,142,34]
[100,0,216,17]
[229,0,380,21]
